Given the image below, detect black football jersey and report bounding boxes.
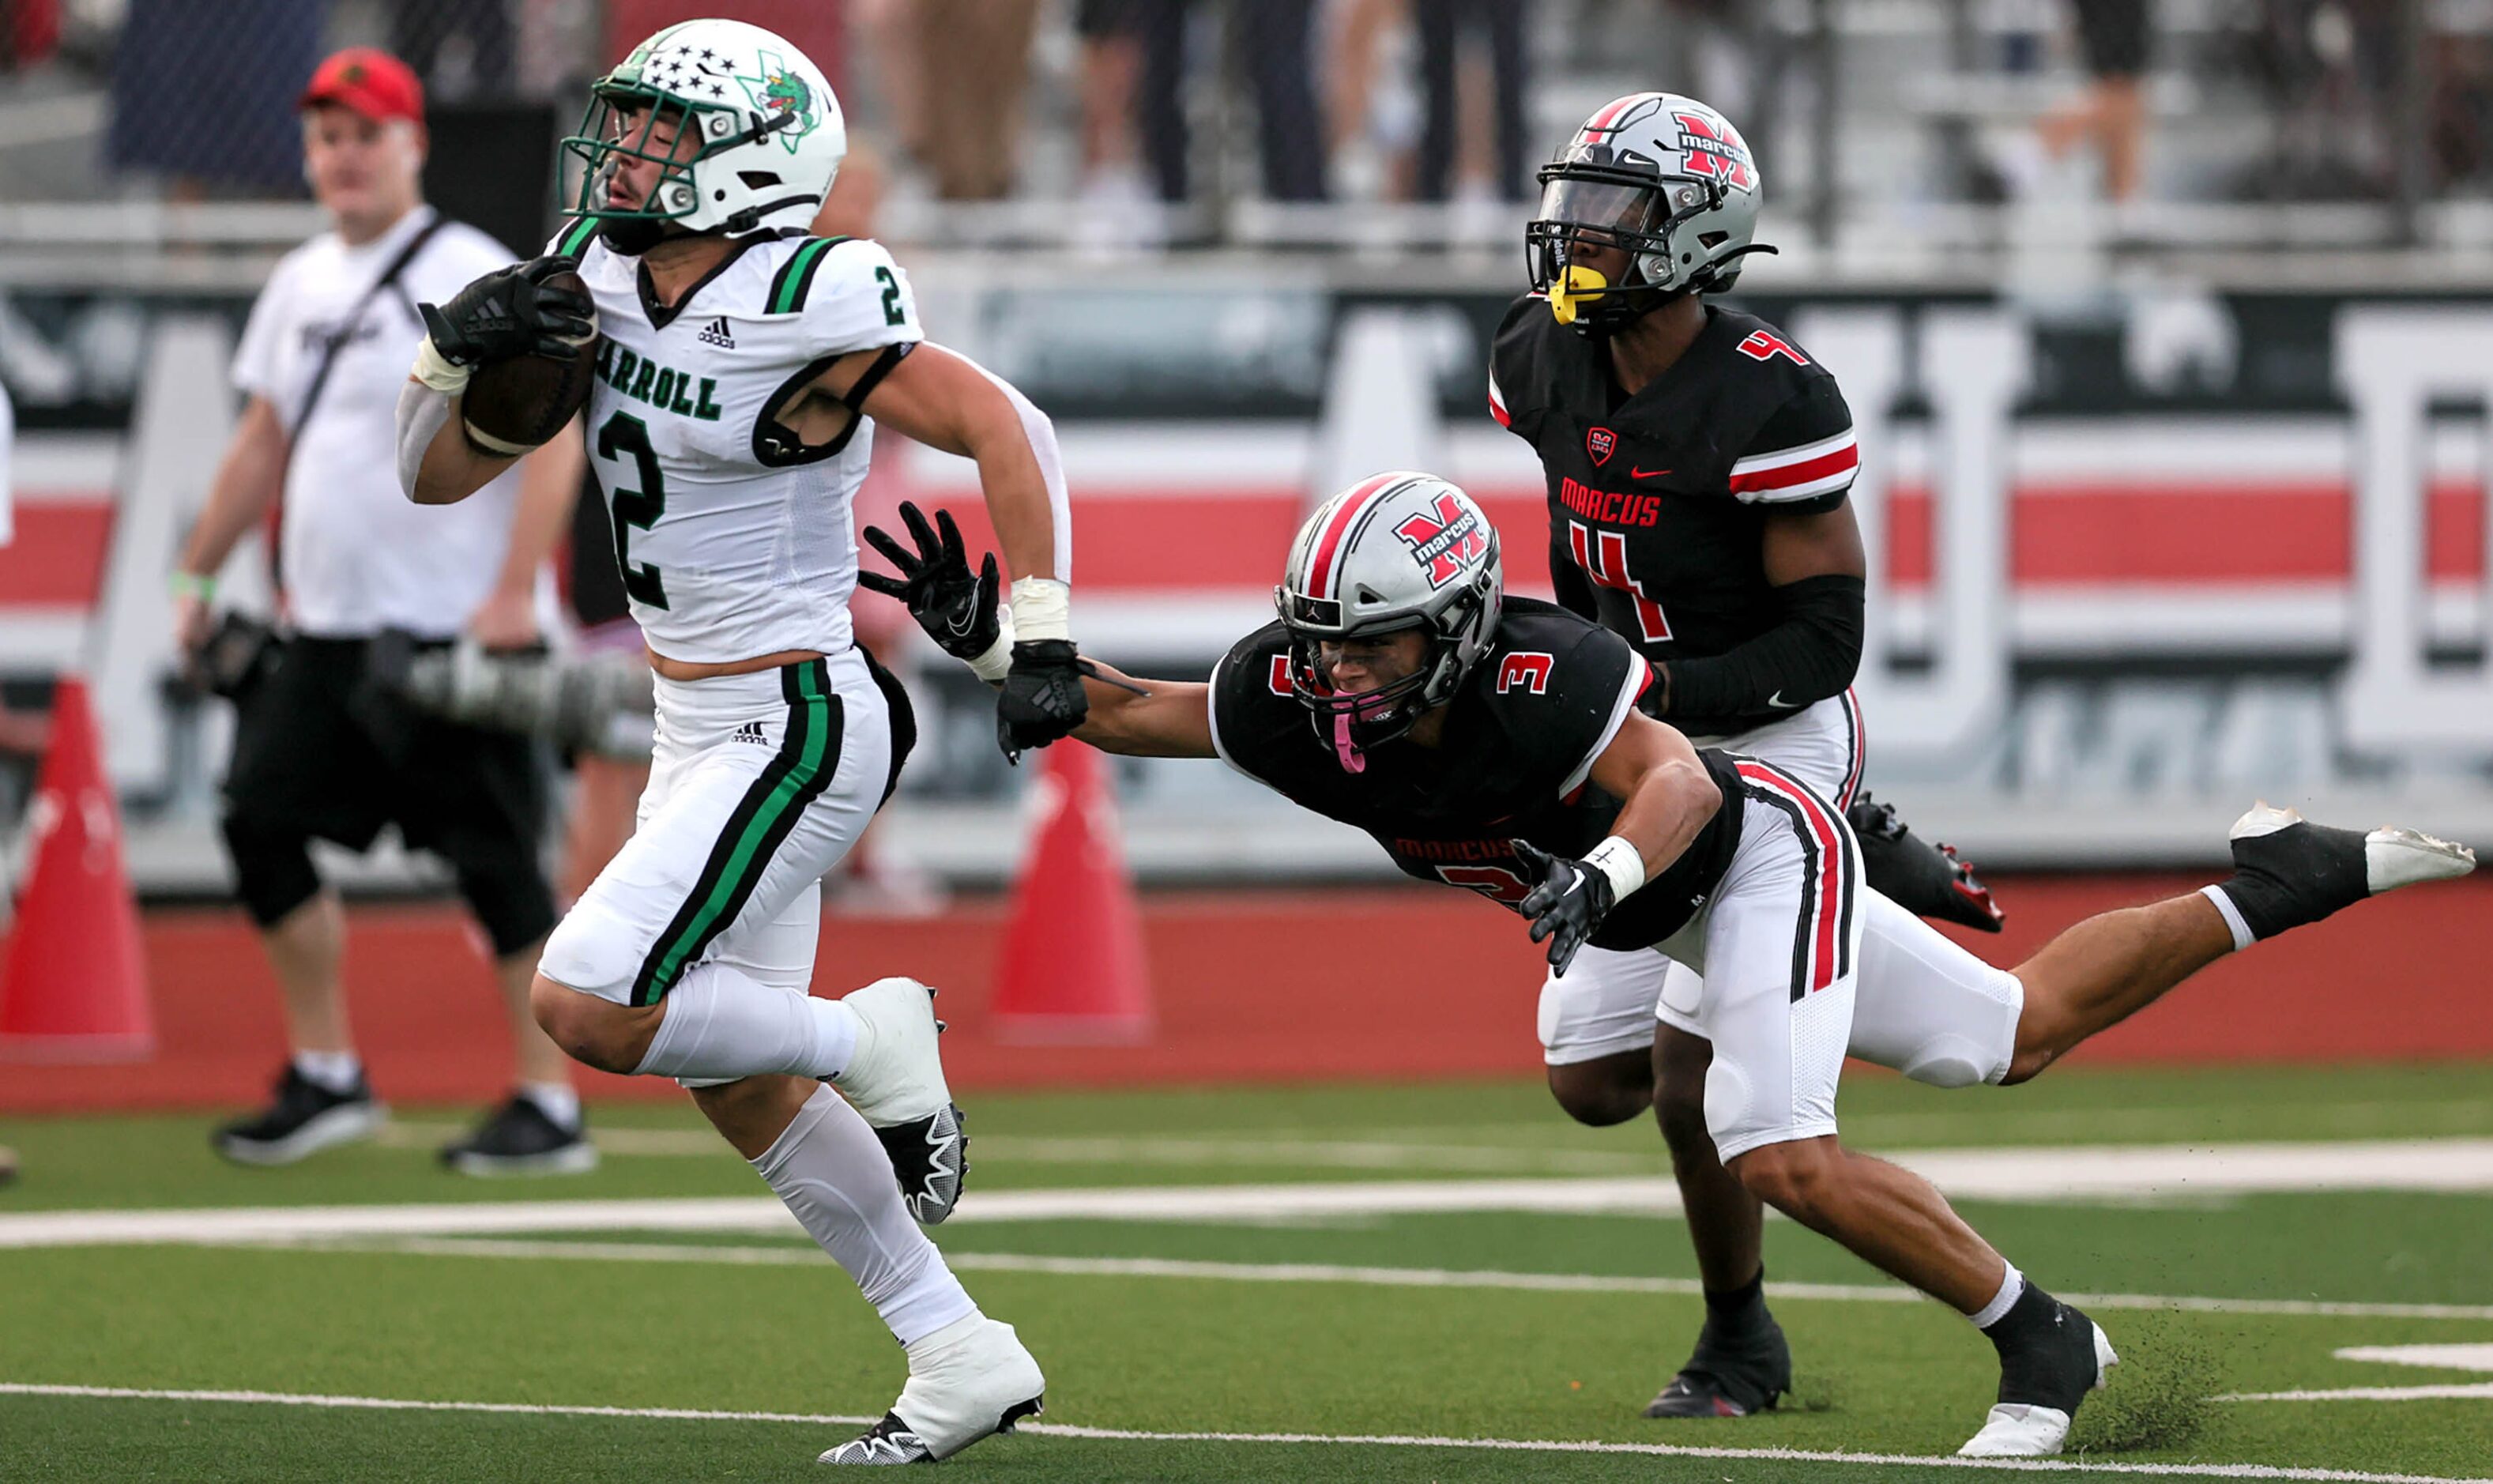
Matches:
[1489,298,1858,737]
[1207,597,1746,951]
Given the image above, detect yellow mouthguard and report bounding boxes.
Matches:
[1549,265,1610,326]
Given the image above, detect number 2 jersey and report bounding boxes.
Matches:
[553,220,922,664]
[1207,597,1747,951]
[1489,298,1859,737]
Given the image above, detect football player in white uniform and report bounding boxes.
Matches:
[394,19,1066,1467]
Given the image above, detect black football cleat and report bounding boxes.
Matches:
[1644,1314,1792,1418]
[212,1064,386,1166]
[1961,1291,2118,1456]
[1848,792,2005,932]
[2213,802,2474,941]
[438,1094,597,1177]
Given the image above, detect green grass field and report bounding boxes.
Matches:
[6,1064,2493,1482]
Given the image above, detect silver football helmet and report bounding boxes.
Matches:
[1275,472,1504,771]
[1526,92,1773,330]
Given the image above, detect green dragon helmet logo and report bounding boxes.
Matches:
[735,50,816,155]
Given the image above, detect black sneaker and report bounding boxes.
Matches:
[1644,1313,1793,1418]
[1960,1290,2118,1456]
[2215,802,2475,941]
[439,1094,598,1177]
[1849,792,2005,933]
[212,1065,386,1166]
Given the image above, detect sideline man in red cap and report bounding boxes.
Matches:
[169,49,596,1175]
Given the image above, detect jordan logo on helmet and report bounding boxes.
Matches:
[1393,493,1489,588]
[1586,427,1617,467]
[1674,110,1755,192]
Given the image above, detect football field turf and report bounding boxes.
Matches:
[5,1064,2492,1482]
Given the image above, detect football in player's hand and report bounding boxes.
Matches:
[461,269,597,455]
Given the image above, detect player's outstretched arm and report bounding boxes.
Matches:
[397,257,595,506]
[832,341,1086,758]
[1516,712,1723,971]
[858,501,1215,761]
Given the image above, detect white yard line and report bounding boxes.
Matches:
[239,1236,2493,1324]
[375,1122,1656,1173]
[2224,1384,2493,1403]
[0,1383,2484,1482]
[9,1136,2493,1251]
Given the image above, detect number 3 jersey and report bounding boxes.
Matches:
[554,223,923,664]
[1207,597,1748,951]
[1489,298,1859,737]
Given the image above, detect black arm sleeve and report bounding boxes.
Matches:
[1547,523,1599,620]
[1658,573,1864,722]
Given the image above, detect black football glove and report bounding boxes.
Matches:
[996,639,1089,763]
[1512,839,1617,975]
[857,502,1003,665]
[419,255,595,367]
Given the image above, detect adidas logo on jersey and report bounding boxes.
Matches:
[733,721,767,745]
[698,315,736,350]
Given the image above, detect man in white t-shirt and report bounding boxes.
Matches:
[170,48,593,1175]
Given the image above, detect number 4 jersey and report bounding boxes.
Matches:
[1488,298,1858,737]
[1206,596,1748,951]
[552,221,923,664]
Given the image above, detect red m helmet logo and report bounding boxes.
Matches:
[1394,494,1489,587]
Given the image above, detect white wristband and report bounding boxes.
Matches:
[1583,835,1648,902]
[968,608,1017,684]
[412,336,473,394]
[1009,576,1071,643]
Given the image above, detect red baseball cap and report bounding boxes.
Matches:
[300,47,424,125]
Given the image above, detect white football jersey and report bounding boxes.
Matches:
[555,222,923,664]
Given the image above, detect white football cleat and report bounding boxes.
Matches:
[828,977,950,1126]
[1957,1320,2118,1458]
[826,976,967,1223]
[819,1314,1045,1465]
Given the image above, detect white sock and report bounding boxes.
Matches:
[521,1082,582,1132]
[631,961,861,1083]
[753,1085,978,1346]
[1971,1261,2026,1329]
[2198,884,2256,952]
[292,1049,363,1094]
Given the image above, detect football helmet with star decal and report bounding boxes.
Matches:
[1526,92,1775,331]
[558,17,845,250]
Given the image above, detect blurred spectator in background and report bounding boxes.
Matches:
[1416,0,1531,202]
[1137,0,1330,205]
[107,0,322,198]
[916,0,1043,200]
[4,0,60,71]
[169,50,592,1176]
[1073,0,1163,247]
[2002,0,2152,207]
[854,0,1039,202]
[389,0,515,103]
[1662,0,1791,167]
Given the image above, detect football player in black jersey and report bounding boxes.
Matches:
[1494,91,2005,1419]
[863,476,2473,1459]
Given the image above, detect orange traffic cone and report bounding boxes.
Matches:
[989,740,1151,1044]
[0,676,153,1061]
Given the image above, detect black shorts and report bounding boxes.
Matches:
[222,635,556,952]
[2073,0,2148,79]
